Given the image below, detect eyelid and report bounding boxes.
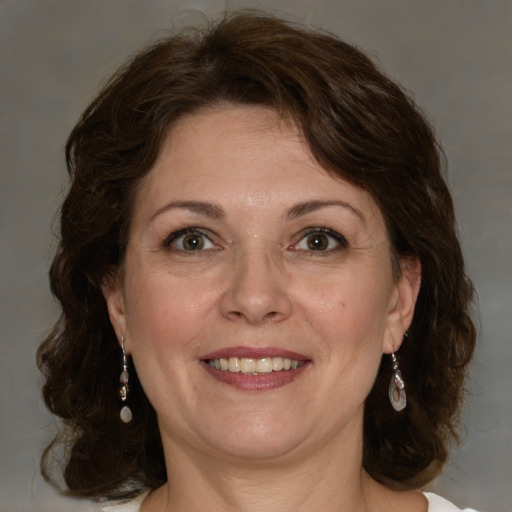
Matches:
[290,227,348,251]
[163,227,219,250]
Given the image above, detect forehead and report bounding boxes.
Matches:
[134,104,384,228]
[158,105,316,185]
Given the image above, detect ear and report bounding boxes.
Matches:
[101,275,128,350]
[383,257,421,354]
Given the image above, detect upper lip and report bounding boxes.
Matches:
[201,346,309,361]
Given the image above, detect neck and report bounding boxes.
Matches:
[144,419,382,512]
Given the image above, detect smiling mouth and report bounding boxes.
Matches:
[206,356,305,374]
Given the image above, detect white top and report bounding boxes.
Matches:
[424,492,480,511]
[101,491,480,511]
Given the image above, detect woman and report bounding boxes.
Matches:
[38,12,478,512]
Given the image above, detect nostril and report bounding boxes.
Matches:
[226,310,280,322]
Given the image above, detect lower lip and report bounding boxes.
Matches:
[201,361,310,391]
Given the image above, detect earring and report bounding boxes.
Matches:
[389,352,406,411]
[119,337,133,423]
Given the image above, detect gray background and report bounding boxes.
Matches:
[0,1,510,511]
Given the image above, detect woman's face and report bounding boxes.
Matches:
[105,105,419,464]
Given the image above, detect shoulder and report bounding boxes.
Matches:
[424,492,481,512]
[101,491,148,512]
[100,491,482,512]
[101,503,139,512]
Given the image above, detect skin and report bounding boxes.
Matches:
[104,105,425,512]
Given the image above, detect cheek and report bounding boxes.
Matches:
[123,263,214,355]
[295,268,393,398]
[298,270,392,338]
[121,270,212,406]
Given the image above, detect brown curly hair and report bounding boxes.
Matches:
[38,11,476,501]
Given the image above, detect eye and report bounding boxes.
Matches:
[293,228,347,252]
[164,229,218,252]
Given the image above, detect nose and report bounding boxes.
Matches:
[220,248,292,325]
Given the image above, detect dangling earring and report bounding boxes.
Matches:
[119,337,133,423]
[389,352,406,411]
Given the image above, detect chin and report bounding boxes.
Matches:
[198,413,307,462]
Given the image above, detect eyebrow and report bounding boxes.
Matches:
[286,200,365,222]
[150,201,224,221]
[150,199,365,223]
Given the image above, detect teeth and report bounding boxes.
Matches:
[240,358,256,374]
[272,357,284,371]
[256,358,272,373]
[207,356,304,374]
[228,357,240,372]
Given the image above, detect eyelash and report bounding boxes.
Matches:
[163,228,218,252]
[292,227,348,253]
[162,227,348,253]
